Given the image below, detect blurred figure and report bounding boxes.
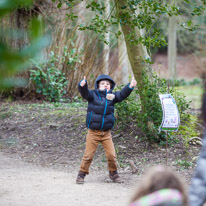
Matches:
[189,92,206,206]
[128,166,188,206]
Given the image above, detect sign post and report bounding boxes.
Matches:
[159,94,180,166]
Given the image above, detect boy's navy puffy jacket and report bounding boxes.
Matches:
[78,74,134,131]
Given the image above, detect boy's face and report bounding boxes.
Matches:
[98,80,111,92]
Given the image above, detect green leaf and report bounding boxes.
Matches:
[121,6,127,9]
[29,18,42,40]
[57,2,62,8]
[187,20,192,27]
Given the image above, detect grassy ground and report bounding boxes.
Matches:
[176,85,203,110]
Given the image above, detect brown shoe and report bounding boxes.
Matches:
[109,171,122,183]
[76,171,86,184]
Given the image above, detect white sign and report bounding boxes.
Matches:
[159,94,180,132]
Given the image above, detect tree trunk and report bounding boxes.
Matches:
[114,0,149,108]
[114,0,160,140]
[118,24,133,84]
[168,16,177,80]
[103,0,110,74]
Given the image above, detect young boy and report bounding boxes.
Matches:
[76,74,137,184]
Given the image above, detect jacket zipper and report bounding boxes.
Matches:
[101,90,107,130]
[88,112,92,128]
[112,113,115,128]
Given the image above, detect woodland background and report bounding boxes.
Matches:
[0,0,206,190]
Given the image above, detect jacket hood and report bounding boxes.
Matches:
[95,74,115,90]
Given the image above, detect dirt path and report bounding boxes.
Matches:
[0,102,200,206]
[0,152,139,206]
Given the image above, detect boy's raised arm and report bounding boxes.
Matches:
[78,76,93,101]
[114,77,137,103]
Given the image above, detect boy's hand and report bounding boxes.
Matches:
[80,76,86,87]
[130,77,137,88]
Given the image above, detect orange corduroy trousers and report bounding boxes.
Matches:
[79,129,117,174]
